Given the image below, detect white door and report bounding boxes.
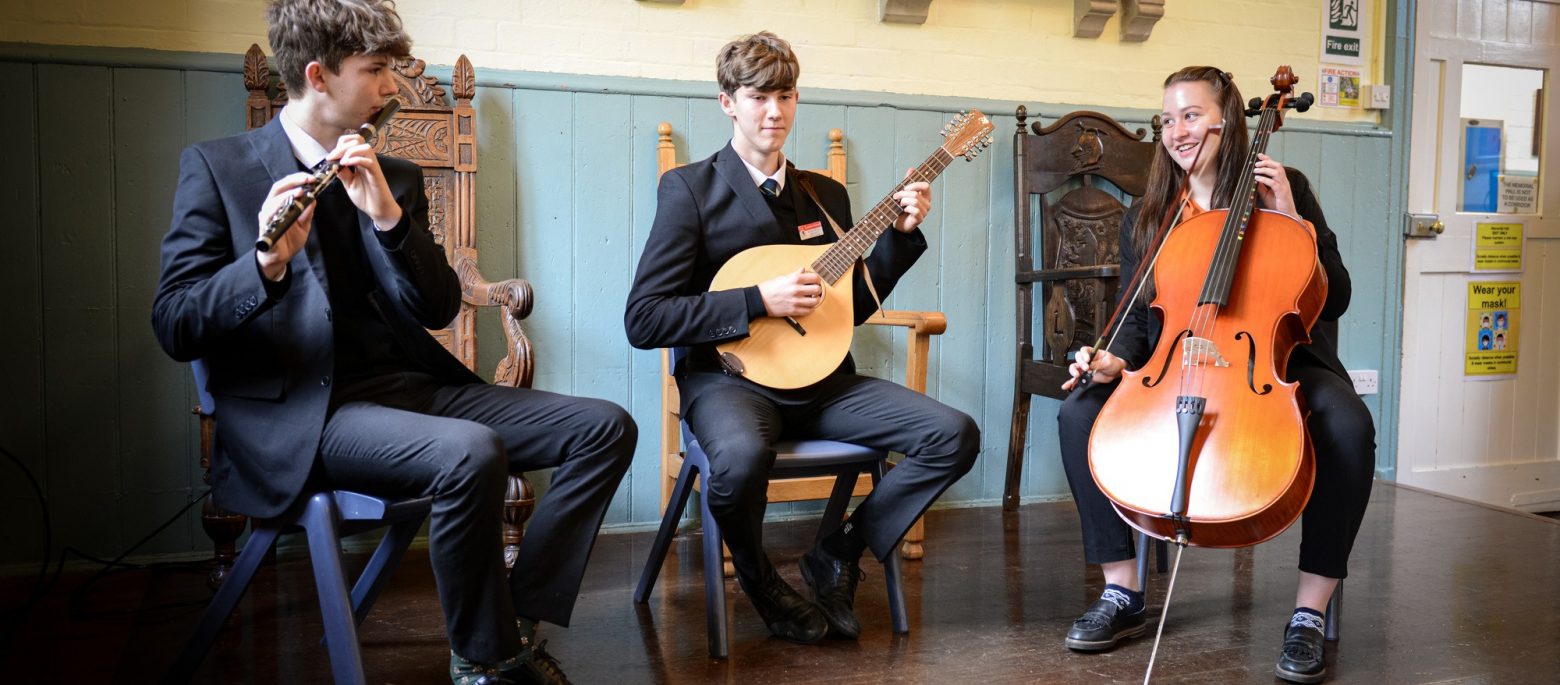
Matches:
[1398,0,1560,511]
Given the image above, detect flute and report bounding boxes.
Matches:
[255,95,405,253]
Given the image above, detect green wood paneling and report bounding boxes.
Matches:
[626,94,687,525]
[571,91,634,524]
[937,111,996,500]
[472,84,518,381]
[38,64,119,553]
[0,62,46,566]
[114,68,193,553]
[514,89,574,396]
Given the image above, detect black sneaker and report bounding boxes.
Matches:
[1064,598,1148,651]
[500,636,571,685]
[1275,622,1327,683]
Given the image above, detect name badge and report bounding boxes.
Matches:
[798,221,824,240]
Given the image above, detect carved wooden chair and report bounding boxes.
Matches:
[651,124,943,570]
[196,46,539,586]
[1002,107,1159,511]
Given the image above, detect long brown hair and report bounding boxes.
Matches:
[1130,66,1251,261]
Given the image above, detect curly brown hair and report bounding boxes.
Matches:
[265,0,412,95]
[716,31,799,95]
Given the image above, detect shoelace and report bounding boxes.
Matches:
[527,640,569,683]
[818,561,865,601]
[1075,607,1115,630]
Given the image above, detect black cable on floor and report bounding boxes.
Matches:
[0,442,218,636]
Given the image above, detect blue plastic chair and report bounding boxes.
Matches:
[633,423,910,658]
[166,363,433,685]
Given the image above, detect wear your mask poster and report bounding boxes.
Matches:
[1466,281,1519,378]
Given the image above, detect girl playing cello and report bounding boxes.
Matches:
[1056,66,1376,684]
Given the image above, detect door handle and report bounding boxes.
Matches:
[1404,212,1443,239]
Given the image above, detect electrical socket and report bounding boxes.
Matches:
[1348,369,1379,395]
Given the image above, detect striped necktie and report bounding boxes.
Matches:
[760,178,780,199]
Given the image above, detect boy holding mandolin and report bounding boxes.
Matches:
[625,31,980,645]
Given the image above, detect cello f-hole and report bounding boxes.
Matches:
[1235,330,1273,395]
[1143,329,1192,388]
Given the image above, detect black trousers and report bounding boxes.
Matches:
[1057,363,1375,579]
[317,372,635,663]
[681,371,979,583]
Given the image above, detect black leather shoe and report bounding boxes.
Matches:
[500,636,571,685]
[738,569,828,644]
[1064,599,1148,651]
[799,546,865,639]
[1275,622,1327,683]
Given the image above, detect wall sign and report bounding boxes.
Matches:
[1465,281,1520,378]
[1321,0,1367,65]
[1473,222,1524,272]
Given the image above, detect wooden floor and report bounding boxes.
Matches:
[4,482,1559,684]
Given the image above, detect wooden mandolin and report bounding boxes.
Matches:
[710,110,994,389]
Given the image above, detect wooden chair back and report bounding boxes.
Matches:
[1002,107,1160,509]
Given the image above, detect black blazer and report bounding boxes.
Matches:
[152,117,480,519]
[1112,167,1352,382]
[625,143,926,389]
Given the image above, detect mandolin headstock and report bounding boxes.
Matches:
[940,109,996,161]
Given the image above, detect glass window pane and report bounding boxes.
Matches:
[1459,63,1544,214]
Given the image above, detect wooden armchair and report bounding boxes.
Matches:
[197,46,539,586]
[1002,107,1159,511]
[654,123,943,564]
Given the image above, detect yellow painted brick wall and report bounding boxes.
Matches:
[0,0,1384,121]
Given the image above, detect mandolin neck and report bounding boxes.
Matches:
[811,148,955,284]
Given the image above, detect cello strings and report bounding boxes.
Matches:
[1141,540,1187,685]
[1185,102,1277,400]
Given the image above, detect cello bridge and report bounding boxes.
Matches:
[1180,337,1231,368]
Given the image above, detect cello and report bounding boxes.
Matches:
[1086,66,1319,679]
